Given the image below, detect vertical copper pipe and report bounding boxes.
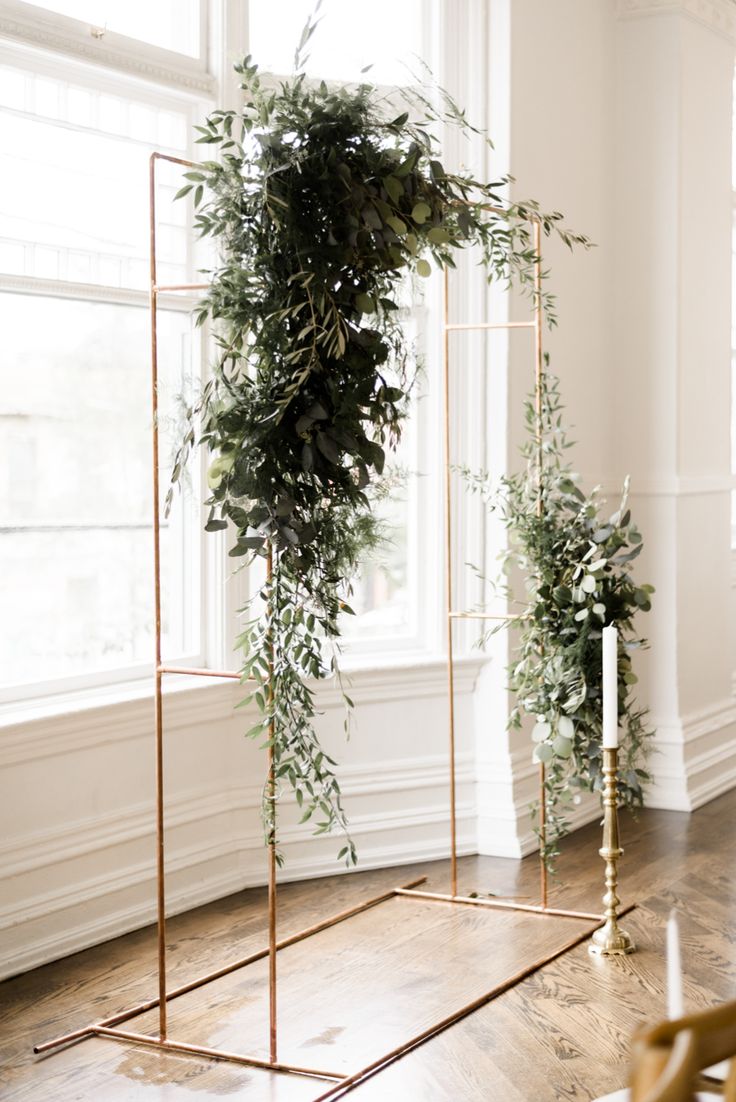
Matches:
[532,219,548,910]
[442,267,458,898]
[266,546,277,1064]
[149,153,168,1038]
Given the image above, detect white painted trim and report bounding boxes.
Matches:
[0,655,484,766]
[477,750,603,858]
[0,273,199,312]
[0,752,476,980]
[646,697,736,810]
[616,0,736,43]
[0,1,216,93]
[596,474,733,497]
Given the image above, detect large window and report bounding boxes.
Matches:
[0,28,208,700]
[248,0,440,655]
[0,0,446,708]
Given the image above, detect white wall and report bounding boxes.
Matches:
[477,0,736,857]
[2,0,736,980]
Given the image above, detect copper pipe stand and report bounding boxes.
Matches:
[31,157,636,1100]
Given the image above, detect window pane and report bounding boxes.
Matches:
[248,0,424,86]
[0,62,193,289]
[21,0,201,58]
[0,293,201,688]
[341,308,420,642]
[342,473,412,639]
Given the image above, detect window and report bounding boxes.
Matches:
[248,0,424,86]
[19,0,202,58]
[0,0,447,709]
[247,0,441,655]
[0,40,208,700]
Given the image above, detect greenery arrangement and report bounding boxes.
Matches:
[465,368,654,867]
[168,14,589,865]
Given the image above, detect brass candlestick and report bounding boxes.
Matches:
[589,746,635,956]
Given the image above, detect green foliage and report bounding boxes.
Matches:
[168,40,590,865]
[465,368,654,868]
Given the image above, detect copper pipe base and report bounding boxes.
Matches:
[310,903,637,1102]
[394,887,602,922]
[33,877,428,1057]
[33,881,634,1095]
[94,1026,343,1082]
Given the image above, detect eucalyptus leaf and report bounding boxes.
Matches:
[462,369,653,870]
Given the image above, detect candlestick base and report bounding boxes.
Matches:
[589,746,637,960]
[589,919,636,956]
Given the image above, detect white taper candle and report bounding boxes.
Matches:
[666,909,684,1019]
[602,624,619,749]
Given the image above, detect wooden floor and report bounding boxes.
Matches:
[2,790,736,1101]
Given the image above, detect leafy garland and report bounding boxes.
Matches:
[168,29,590,865]
[465,369,654,867]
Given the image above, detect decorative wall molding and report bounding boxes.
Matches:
[616,0,736,43]
[596,474,733,498]
[0,655,484,767]
[645,698,736,810]
[0,753,475,980]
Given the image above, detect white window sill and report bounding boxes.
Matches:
[0,652,487,766]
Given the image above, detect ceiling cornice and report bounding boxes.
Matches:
[616,0,736,43]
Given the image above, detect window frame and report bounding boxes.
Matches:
[0,34,221,706]
[0,0,215,94]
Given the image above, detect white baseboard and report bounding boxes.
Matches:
[0,753,475,981]
[647,698,736,811]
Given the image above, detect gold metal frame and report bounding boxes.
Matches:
[33,156,621,1096]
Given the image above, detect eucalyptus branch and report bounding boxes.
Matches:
[466,368,654,868]
[170,41,590,866]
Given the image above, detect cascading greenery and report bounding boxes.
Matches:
[465,368,654,867]
[168,20,590,865]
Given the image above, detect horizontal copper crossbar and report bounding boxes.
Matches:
[445,320,536,331]
[94,1027,343,1082]
[153,283,209,293]
[33,877,428,1057]
[311,904,637,1102]
[158,664,245,680]
[448,611,525,621]
[394,887,603,922]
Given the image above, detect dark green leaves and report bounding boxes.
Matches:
[172,47,592,869]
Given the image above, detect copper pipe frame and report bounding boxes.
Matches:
[265,545,278,1064]
[394,888,601,922]
[34,164,619,1093]
[442,217,551,915]
[93,1027,342,1082]
[532,218,548,911]
[34,876,428,1057]
[35,151,362,1085]
[310,904,637,1102]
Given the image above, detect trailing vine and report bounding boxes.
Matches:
[168,21,590,864]
[465,368,654,868]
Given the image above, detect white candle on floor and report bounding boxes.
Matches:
[602,624,619,749]
[666,909,684,1019]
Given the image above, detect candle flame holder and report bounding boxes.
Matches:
[589,746,636,956]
